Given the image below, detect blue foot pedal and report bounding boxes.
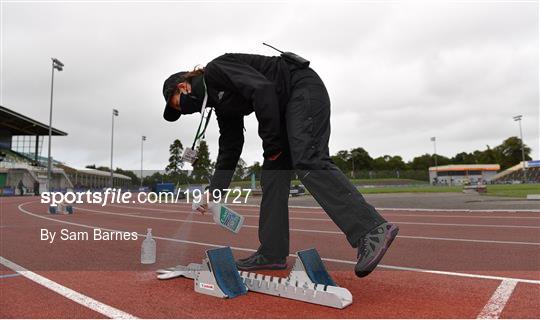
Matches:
[295,248,337,286]
[205,247,247,298]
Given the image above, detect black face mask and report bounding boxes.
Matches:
[179,74,206,115]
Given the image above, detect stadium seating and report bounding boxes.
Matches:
[491,161,540,183]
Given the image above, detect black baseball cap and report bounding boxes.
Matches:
[162,71,188,122]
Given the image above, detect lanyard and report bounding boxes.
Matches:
[191,78,211,149]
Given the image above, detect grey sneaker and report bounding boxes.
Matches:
[355,223,399,278]
[236,252,287,271]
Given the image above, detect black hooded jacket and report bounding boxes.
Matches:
[204,53,292,191]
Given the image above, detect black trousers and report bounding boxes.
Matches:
[257,67,387,258]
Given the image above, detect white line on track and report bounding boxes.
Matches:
[0,256,137,319]
[107,202,540,215]
[232,203,540,213]
[74,206,540,246]
[16,202,540,285]
[477,280,518,319]
[377,221,540,229]
[107,203,540,221]
[98,204,540,227]
[378,207,540,213]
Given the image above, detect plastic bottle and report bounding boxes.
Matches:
[208,202,245,234]
[192,201,245,233]
[141,228,156,264]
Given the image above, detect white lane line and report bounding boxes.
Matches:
[381,221,540,229]
[73,206,540,246]
[106,202,540,215]
[384,214,540,220]
[379,207,540,213]
[397,235,540,246]
[93,205,540,228]
[231,203,540,213]
[17,202,540,285]
[95,204,540,222]
[0,256,137,319]
[477,280,518,319]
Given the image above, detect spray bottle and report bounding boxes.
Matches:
[192,201,245,234]
[141,228,156,264]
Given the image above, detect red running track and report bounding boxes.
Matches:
[1,196,539,318]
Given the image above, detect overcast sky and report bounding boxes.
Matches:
[1,1,538,171]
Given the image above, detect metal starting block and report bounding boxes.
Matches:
[157,247,247,298]
[156,247,352,309]
[48,203,73,214]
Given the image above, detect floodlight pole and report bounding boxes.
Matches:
[47,58,64,192]
[431,137,438,183]
[110,109,118,188]
[513,115,527,182]
[140,136,146,188]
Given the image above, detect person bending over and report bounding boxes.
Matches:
[161,53,399,277]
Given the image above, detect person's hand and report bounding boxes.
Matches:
[192,200,208,215]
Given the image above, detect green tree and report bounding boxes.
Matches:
[165,139,190,185]
[476,146,499,164]
[246,161,262,180]
[372,155,406,171]
[451,152,476,164]
[191,140,213,183]
[143,171,167,188]
[494,136,531,169]
[408,154,450,170]
[331,150,351,172]
[233,157,247,181]
[387,155,406,170]
[165,139,184,175]
[114,168,140,187]
[350,147,373,171]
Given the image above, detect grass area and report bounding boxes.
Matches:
[357,184,540,197]
[357,185,462,194]
[230,178,427,188]
[485,184,540,198]
[298,178,428,186]
[213,178,540,198]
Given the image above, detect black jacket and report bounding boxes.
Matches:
[204,53,291,191]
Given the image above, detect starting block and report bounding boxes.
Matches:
[48,202,73,214]
[156,247,352,309]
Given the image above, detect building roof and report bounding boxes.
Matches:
[0,106,67,136]
[429,164,500,172]
[58,164,132,180]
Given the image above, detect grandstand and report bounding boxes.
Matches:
[0,106,131,195]
[428,164,500,185]
[491,160,540,183]
[58,164,132,190]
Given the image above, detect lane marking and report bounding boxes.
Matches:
[477,280,518,319]
[376,221,540,229]
[102,203,540,216]
[232,203,540,213]
[378,207,540,213]
[381,214,540,220]
[73,206,540,246]
[93,205,540,228]
[395,235,540,246]
[16,202,540,285]
[0,256,137,319]
[0,273,21,279]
